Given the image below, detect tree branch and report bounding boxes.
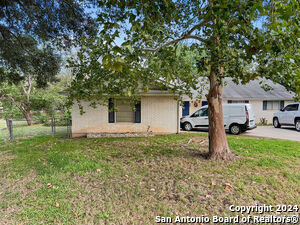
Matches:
[142,35,206,52]
[186,20,207,36]
[22,75,32,105]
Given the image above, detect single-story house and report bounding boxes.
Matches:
[72,78,294,137]
[182,78,295,124]
[72,90,180,137]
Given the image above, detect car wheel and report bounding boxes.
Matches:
[273,117,281,128]
[295,120,300,132]
[230,124,241,135]
[183,122,192,131]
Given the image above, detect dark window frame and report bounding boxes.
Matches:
[228,100,249,104]
[263,100,281,111]
[108,98,141,123]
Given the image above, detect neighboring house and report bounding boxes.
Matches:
[72,90,180,137]
[182,78,295,124]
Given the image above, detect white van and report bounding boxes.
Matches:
[180,104,256,135]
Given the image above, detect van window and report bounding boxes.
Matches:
[201,108,208,116]
[191,110,200,117]
[191,108,208,117]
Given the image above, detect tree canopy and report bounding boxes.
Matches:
[69,0,298,100]
[0,0,97,86]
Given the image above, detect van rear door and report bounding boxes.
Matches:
[246,104,256,126]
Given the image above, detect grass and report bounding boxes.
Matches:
[0,133,299,224]
[0,119,68,141]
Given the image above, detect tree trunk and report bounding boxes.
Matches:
[23,110,33,126]
[207,70,235,160]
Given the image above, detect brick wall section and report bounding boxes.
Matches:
[72,96,179,137]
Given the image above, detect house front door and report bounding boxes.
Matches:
[182,101,190,116]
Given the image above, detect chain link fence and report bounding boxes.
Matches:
[0,116,72,142]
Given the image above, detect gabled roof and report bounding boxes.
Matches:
[189,78,295,100]
[222,78,295,100]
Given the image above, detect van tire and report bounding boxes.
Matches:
[273,117,281,128]
[295,119,300,132]
[183,122,192,131]
[230,124,241,135]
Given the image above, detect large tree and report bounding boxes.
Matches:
[0,0,96,86]
[68,0,299,160]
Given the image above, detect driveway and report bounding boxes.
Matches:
[182,126,299,142]
[243,126,300,142]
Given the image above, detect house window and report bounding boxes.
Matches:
[116,99,135,122]
[263,100,283,110]
[228,100,249,104]
[108,98,141,123]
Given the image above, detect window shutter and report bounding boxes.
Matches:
[245,100,249,103]
[280,101,284,109]
[108,98,115,123]
[134,101,141,123]
[228,100,232,104]
[263,101,267,110]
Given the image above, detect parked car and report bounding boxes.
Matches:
[273,102,300,132]
[180,104,256,135]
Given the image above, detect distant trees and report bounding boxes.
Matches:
[0,75,69,125]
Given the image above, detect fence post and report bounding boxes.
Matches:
[51,116,54,137]
[66,118,72,138]
[69,118,72,138]
[8,119,13,141]
[51,116,56,137]
[5,118,9,129]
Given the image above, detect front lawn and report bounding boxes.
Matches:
[0,133,299,224]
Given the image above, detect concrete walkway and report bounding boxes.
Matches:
[243,126,300,142]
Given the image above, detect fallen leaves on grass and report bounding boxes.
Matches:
[225,183,232,190]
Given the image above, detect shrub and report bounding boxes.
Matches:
[259,117,268,125]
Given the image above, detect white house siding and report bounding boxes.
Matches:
[189,100,204,114]
[72,96,179,137]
